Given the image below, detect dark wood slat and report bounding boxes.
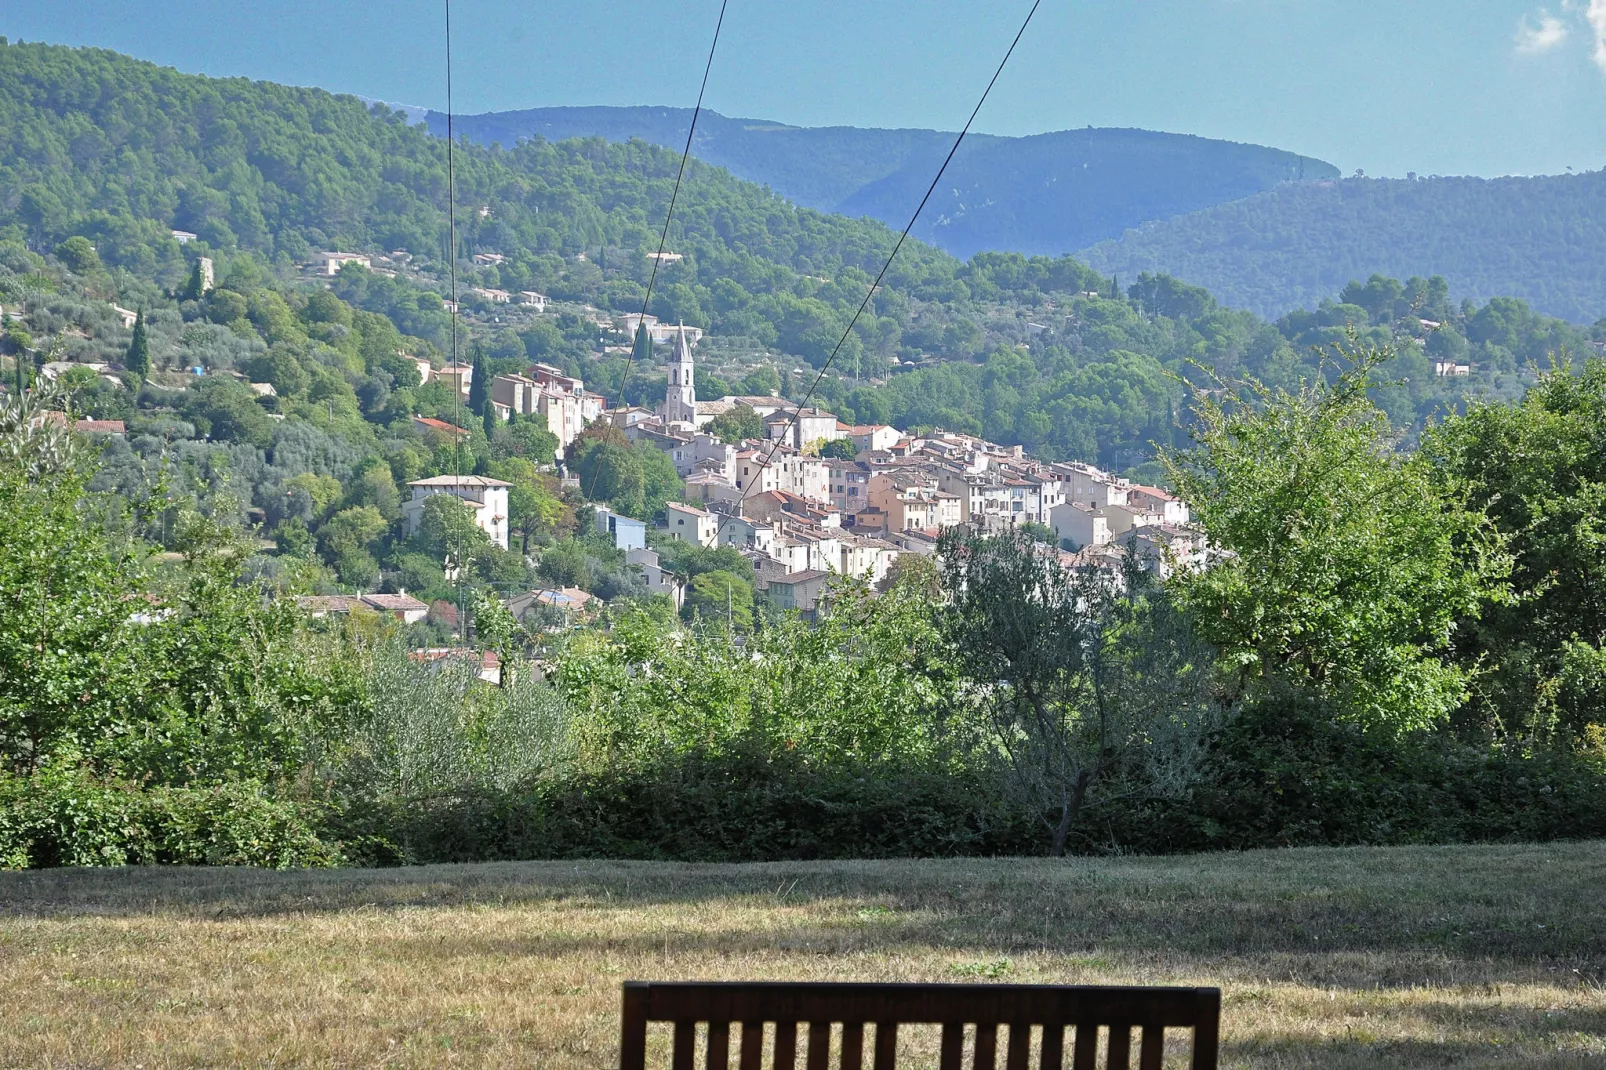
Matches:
[1190,991,1219,1070]
[807,1023,831,1070]
[740,1023,764,1070]
[842,1022,865,1070]
[775,1021,798,1070]
[1069,1024,1097,1070]
[1005,1023,1028,1070]
[672,1022,696,1070]
[1038,1024,1064,1070]
[1106,1025,1130,1070]
[973,1023,997,1070]
[939,1023,964,1070]
[1137,1025,1163,1070]
[873,1021,898,1070]
[708,1021,731,1070]
[621,984,649,1070]
[638,983,1217,1029]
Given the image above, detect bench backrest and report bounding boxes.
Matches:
[620,981,1219,1070]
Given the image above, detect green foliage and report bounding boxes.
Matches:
[817,436,857,460]
[450,107,1335,261]
[569,424,682,520]
[1082,173,1606,323]
[124,309,149,380]
[705,403,764,445]
[682,570,754,633]
[1164,346,1511,730]
[1423,357,1606,743]
[0,768,338,869]
[938,528,1217,854]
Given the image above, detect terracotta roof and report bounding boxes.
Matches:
[361,593,428,612]
[413,416,468,435]
[775,569,832,584]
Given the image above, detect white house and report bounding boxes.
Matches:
[627,546,685,608]
[309,251,372,276]
[593,504,648,552]
[1050,501,1113,550]
[664,501,718,547]
[402,475,512,550]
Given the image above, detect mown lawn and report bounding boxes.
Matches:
[1,843,1603,1068]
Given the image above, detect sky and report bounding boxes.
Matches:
[6,0,1606,178]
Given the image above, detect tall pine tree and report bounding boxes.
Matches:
[124,310,150,381]
[467,344,489,417]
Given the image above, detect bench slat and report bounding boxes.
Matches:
[708,1021,730,1070]
[939,1022,964,1070]
[1005,1023,1029,1070]
[974,1023,997,1070]
[1106,1025,1130,1070]
[1138,1025,1162,1070]
[740,1023,764,1070]
[1070,1024,1097,1070]
[672,1022,695,1070]
[874,1021,898,1070]
[1039,1024,1064,1070]
[807,1022,831,1070]
[842,1022,864,1070]
[775,1021,798,1070]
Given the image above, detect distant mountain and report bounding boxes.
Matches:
[1078,173,1606,324]
[428,106,1339,259]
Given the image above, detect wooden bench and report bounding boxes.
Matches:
[620,981,1219,1070]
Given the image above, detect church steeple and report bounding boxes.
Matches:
[663,322,697,427]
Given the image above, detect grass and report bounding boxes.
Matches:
[1,843,1604,1068]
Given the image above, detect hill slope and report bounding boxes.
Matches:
[433,106,1339,259]
[0,42,954,304]
[1078,173,1606,323]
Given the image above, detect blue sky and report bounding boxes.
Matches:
[7,1,1606,177]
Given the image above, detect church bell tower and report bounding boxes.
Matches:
[663,323,697,427]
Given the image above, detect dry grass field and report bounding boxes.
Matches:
[1,843,1603,1069]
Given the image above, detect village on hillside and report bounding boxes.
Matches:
[296,324,1203,654]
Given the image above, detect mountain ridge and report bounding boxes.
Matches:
[427,105,1339,259]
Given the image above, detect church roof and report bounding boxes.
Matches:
[672,322,694,362]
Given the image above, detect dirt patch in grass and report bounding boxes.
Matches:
[1,843,1603,1067]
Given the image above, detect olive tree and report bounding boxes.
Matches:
[939,528,1217,856]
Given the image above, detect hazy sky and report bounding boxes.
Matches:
[7,1,1606,178]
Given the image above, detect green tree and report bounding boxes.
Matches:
[705,403,764,444]
[53,236,102,276]
[467,345,490,417]
[124,310,150,381]
[682,569,754,634]
[1423,356,1606,742]
[939,527,1216,856]
[1163,346,1511,730]
[817,436,856,460]
[487,457,564,553]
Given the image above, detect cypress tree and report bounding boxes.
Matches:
[633,323,653,367]
[467,344,489,416]
[125,309,150,381]
[483,396,497,438]
[181,259,204,302]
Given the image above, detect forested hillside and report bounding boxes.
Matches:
[1079,172,1606,322]
[436,106,1338,258]
[3,37,1600,480]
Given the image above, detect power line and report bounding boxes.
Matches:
[589,0,729,499]
[740,0,1044,508]
[445,0,467,638]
